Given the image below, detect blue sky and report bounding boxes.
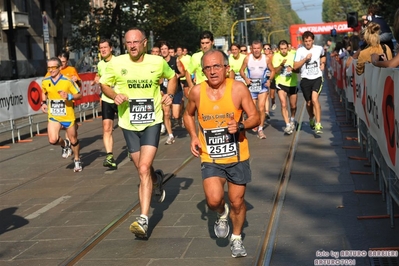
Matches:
[292,0,323,24]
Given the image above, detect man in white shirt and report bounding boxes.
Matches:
[293,31,326,134]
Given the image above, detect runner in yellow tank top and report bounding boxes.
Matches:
[184,49,259,258]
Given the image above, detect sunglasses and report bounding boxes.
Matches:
[240,49,247,52]
[264,47,271,50]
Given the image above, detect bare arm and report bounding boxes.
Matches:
[183,85,201,157]
[239,57,250,84]
[371,53,399,68]
[234,82,260,130]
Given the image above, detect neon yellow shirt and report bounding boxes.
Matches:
[100,54,175,131]
[42,75,80,122]
[228,54,246,83]
[179,54,191,81]
[189,51,207,84]
[272,52,297,87]
[98,56,115,104]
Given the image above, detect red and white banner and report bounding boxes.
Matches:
[333,59,399,177]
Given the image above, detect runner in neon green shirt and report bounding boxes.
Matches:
[228,43,246,83]
[188,30,214,85]
[272,40,298,135]
[100,28,177,239]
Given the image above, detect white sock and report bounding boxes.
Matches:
[140,214,148,224]
[286,123,291,127]
[231,234,241,240]
[258,126,263,131]
[169,134,174,138]
[290,117,295,122]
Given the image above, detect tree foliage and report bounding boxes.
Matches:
[53,0,311,54]
[322,0,364,23]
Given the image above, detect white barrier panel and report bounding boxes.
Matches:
[0,81,12,121]
[337,59,399,177]
[344,61,354,103]
[353,63,367,124]
[369,67,398,175]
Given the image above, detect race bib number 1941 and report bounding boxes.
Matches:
[129,98,155,124]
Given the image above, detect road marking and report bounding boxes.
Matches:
[25,196,71,220]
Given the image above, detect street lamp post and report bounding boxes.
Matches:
[241,4,254,48]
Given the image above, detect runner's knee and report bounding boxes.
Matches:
[49,136,60,145]
[70,140,79,147]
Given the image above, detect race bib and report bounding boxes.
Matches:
[50,100,66,116]
[129,98,155,124]
[248,79,262,93]
[234,73,245,83]
[305,61,319,76]
[203,127,237,159]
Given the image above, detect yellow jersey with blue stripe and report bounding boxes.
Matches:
[42,74,80,122]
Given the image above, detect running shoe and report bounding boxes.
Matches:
[252,127,258,133]
[257,130,267,139]
[265,112,271,120]
[153,169,166,202]
[309,118,315,130]
[284,125,293,135]
[103,154,117,169]
[165,135,175,145]
[214,203,230,238]
[129,216,148,238]
[315,123,323,134]
[231,238,247,258]
[61,139,72,159]
[290,121,296,132]
[73,159,83,172]
[271,103,277,110]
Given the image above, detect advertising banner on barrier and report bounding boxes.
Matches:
[353,61,367,124]
[344,60,354,103]
[74,72,101,106]
[373,67,398,174]
[363,63,381,137]
[0,81,12,121]
[335,59,399,177]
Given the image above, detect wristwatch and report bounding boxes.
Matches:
[238,122,245,132]
[168,94,174,99]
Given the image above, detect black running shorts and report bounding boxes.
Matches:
[122,123,161,153]
[300,77,323,102]
[101,101,118,120]
[201,160,252,185]
[276,84,298,95]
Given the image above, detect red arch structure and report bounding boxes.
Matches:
[289,21,354,48]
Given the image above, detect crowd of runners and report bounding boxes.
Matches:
[40,27,327,258]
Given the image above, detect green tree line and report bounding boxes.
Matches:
[53,0,396,55]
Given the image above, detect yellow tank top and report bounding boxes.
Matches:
[198,78,250,163]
